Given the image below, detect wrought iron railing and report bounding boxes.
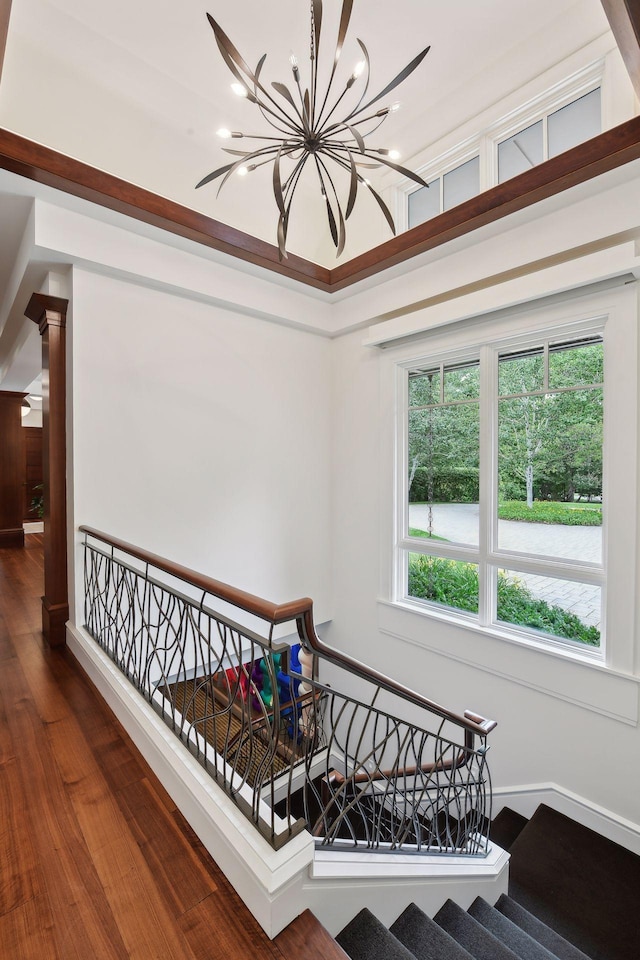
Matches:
[80,526,497,853]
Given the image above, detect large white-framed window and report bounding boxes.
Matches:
[390,285,638,672]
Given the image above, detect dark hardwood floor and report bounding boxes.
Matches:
[0,534,345,959]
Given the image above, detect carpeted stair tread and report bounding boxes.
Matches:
[434,899,521,960]
[468,897,559,960]
[496,896,593,960]
[491,807,529,851]
[508,804,640,960]
[389,902,475,960]
[336,907,416,960]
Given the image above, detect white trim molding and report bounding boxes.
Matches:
[492,782,640,856]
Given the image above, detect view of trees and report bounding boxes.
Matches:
[408,339,603,508]
[498,340,602,506]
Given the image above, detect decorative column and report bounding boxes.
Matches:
[0,390,27,546]
[24,293,69,647]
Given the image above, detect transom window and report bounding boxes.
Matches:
[406,86,601,229]
[498,89,601,183]
[402,333,604,654]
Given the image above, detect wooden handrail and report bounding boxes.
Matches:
[80,525,496,738]
[296,607,497,738]
[79,525,313,625]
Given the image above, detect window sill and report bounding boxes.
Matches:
[378,599,639,726]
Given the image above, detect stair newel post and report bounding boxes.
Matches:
[24,293,69,647]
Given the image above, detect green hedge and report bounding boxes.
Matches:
[498,501,601,526]
[407,554,600,646]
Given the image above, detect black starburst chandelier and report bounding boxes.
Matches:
[196,0,431,260]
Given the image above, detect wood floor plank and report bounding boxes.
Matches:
[1,657,130,959]
[0,894,61,960]
[274,909,350,960]
[179,889,287,960]
[0,537,305,960]
[44,713,201,960]
[116,776,219,916]
[0,754,39,917]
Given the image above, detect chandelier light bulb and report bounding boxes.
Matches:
[390,101,401,112]
[217,127,232,139]
[196,3,430,260]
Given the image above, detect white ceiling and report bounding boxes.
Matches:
[0,0,611,265]
[0,0,620,390]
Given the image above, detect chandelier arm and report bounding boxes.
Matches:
[324,112,387,139]
[314,0,354,131]
[322,148,396,235]
[197,143,296,196]
[195,151,263,194]
[316,82,357,139]
[323,145,383,169]
[277,154,310,259]
[272,82,308,133]
[282,152,309,198]
[316,38,370,140]
[207,14,303,132]
[251,92,303,136]
[225,134,303,143]
[254,100,303,138]
[361,151,428,187]
[292,73,312,134]
[344,44,431,123]
[315,152,347,255]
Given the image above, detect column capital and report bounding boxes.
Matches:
[25,293,68,335]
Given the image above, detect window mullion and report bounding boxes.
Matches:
[478,345,495,626]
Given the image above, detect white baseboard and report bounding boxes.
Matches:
[493,783,640,856]
[24,521,44,533]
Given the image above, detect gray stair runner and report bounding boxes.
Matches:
[336,907,416,960]
[336,802,640,960]
[468,897,558,960]
[390,902,475,960]
[337,896,597,960]
[434,899,521,960]
[496,895,594,960]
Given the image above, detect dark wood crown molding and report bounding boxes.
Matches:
[2,119,640,296]
[600,0,640,99]
[0,0,11,85]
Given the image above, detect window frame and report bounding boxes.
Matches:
[390,286,637,673]
[400,60,604,232]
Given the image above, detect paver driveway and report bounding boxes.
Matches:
[408,503,601,628]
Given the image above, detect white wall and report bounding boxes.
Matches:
[70,268,332,633]
[326,223,640,829]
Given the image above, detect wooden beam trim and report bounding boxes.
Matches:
[0,0,12,85]
[330,117,640,290]
[0,128,332,292]
[2,119,640,294]
[600,0,640,99]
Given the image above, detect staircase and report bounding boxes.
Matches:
[332,804,640,960]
